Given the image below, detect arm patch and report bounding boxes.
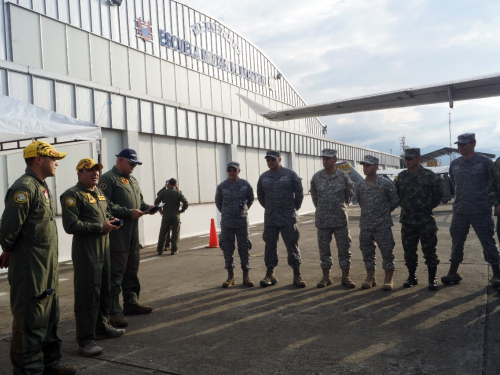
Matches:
[14,191,29,204]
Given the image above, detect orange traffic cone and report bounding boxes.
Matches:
[205,218,219,248]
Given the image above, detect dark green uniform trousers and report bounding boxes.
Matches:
[401,222,440,268]
[157,211,181,253]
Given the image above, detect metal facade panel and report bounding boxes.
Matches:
[153,103,166,135]
[197,113,207,141]
[0,69,8,95]
[177,108,187,138]
[67,27,90,81]
[245,147,260,193]
[140,100,153,133]
[174,65,189,104]
[221,81,231,114]
[68,0,81,28]
[199,73,212,110]
[75,86,93,122]
[165,106,176,136]
[126,0,137,50]
[126,97,140,131]
[187,69,201,108]
[160,60,176,101]
[110,42,130,90]
[230,85,240,117]
[264,128,270,149]
[149,0,160,57]
[10,6,42,68]
[8,71,32,103]
[138,133,156,203]
[145,55,162,98]
[207,114,215,142]
[211,77,222,113]
[187,111,197,139]
[197,142,217,203]
[214,143,228,185]
[32,77,55,110]
[93,90,111,128]
[152,135,177,191]
[41,17,68,75]
[110,94,125,129]
[89,0,102,35]
[0,0,6,60]
[246,91,256,122]
[89,35,111,85]
[176,138,200,203]
[100,128,123,170]
[109,1,120,42]
[80,0,91,31]
[57,0,70,23]
[129,48,147,94]
[215,117,223,143]
[237,147,247,180]
[238,121,246,146]
[223,119,231,144]
[246,123,253,148]
[100,0,111,39]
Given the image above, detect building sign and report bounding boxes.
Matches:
[190,21,242,55]
[136,17,153,42]
[159,30,267,86]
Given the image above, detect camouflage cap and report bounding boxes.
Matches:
[454,133,476,144]
[76,158,103,172]
[321,149,337,158]
[227,161,240,169]
[360,155,379,165]
[404,148,421,158]
[264,150,280,159]
[23,141,67,160]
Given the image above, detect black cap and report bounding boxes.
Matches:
[264,150,280,159]
[116,149,143,165]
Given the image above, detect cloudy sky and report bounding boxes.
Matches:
[186,0,500,162]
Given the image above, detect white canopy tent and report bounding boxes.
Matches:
[0,94,101,152]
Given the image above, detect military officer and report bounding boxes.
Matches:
[395,148,443,290]
[215,161,255,288]
[488,151,500,293]
[257,150,305,288]
[60,158,125,357]
[310,149,355,289]
[155,178,188,255]
[356,155,400,291]
[99,149,155,328]
[0,141,77,375]
[443,133,500,286]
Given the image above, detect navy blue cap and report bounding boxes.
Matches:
[116,149,143,165]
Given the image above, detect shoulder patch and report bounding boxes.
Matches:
[120,177,130,185]
[65,197,77,207]
[14,191,29,204]
[99,182,108,190]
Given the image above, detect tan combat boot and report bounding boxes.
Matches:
[260,267,278,287]
[109,312,128,328]
[317,268,333,288]
[293,268,306,288]
[222,269,236,288]
[382,269,394,291]
[243,269,255,287]
[361,269,376,289]
[490,264,500,287]
[341,268,356,288]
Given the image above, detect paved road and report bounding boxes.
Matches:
[1,205,499,374]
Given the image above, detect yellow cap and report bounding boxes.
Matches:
[76,158,104,172]
[23,141,67,160]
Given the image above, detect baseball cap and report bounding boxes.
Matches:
[23,141,67,160]
[76,158,103,172]
[116,149,142,165]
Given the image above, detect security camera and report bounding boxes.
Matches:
[110,0,123,5]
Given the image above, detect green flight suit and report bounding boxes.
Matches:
[154,187,188,254]
[0,168,62,374]
[98,166,150,313]
[60,182,114,345]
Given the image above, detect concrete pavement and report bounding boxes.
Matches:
[1,204,500,374]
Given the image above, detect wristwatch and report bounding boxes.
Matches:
[99,223,103,233]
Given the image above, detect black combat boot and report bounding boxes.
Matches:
[441,261,462,284]
[490,264,500,287]
[403,266,418,288]
[428,266,438,291]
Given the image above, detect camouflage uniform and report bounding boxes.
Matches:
[356,176,399,270]
[395,165,443,267]
[450,154,499,265]
[215,178,254,270]
[488,157,500,237]
[310,168,354,269]
[257,166,303,268]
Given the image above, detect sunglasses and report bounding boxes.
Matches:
[226,168,238,173]
[404,157,415,161]
[127,160,138,167]
[265,157,277,162]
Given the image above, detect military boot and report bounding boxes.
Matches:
[109,312,128,328]
[428,266,438,291]
[43,364,78,375]
[317,268,333,288]
[222,269,236,288]
[489,264,500,287]
[243,269,255,287]
[341,268,356,288]
[382,269,394,291]
[123,292,153,315]
[361,269,376,289]
[95,327,126,340]
[403,266,418,288]
[441,261,462,284]
[78,341,103,357]
[293,267,306,288]
[260,267,278,287]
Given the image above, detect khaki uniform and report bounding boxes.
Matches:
[98,166,150,314]
[154,187,188,253]
[60,182,114,345]
[0,168,62,374]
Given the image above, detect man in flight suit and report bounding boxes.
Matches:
[155,178,188,255]
[0,141,77,375]
[61,158,125,357]
[99,149,156,328]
